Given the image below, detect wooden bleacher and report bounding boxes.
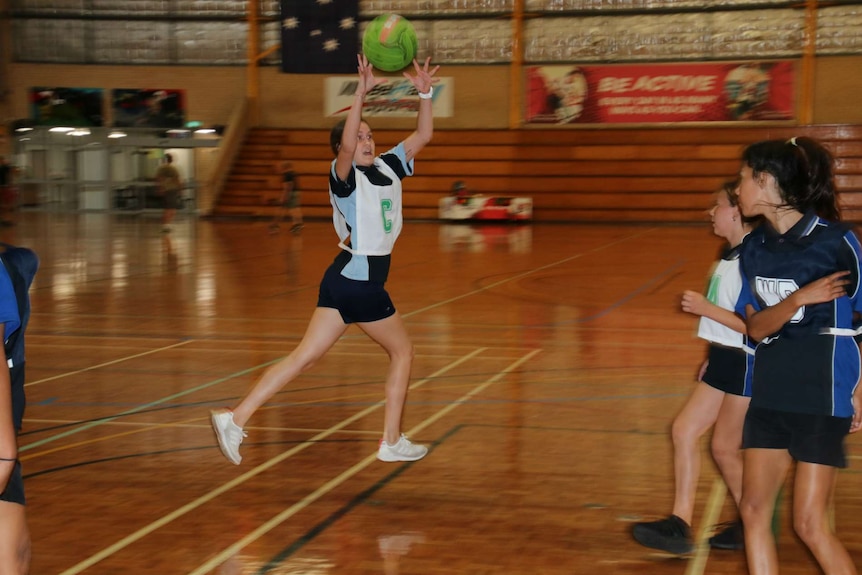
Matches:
[212,125,862,223]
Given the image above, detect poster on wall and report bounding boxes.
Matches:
[324,77,454,118]
[526,61,796,124]
[112,89,186,128]
[30,87,104,126]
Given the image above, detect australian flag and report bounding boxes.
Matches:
[280,0,359,74]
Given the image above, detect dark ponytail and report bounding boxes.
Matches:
[794,137,839,221]
[741,136,839,220]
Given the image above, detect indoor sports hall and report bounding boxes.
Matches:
[2,1,862,574]
[16,209,862,575]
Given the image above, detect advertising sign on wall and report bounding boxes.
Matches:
[112,89,186,128]
[526,61,796,124]
[324,77,454,118]
[30,87,104,126]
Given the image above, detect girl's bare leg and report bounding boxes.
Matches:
[711,393,750,506]
[741,448,793,575]
[232,307,348,427]
[358,311,414,445]
[793,462,857,575]
[671,382,725,524]
[0,501,29,575]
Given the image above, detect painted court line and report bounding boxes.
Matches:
[20,353,284,453]
[186,348,542,575]
[47,232,636,572]
[685,478,727,575]
[28,232,648,454]
[25,340,194,387]
[20,386,418,462]
[402,228,657,319]
[56,347,489,575]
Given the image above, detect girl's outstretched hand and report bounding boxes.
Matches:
[356,54,385,96]
[403,57,439,95]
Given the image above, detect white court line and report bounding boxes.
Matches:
[52,228,640,572]
[402,228,657,319]
[685,478,727,575]
[19,348,283,453]
[57,347,490,575]
[25,340,194,387]
[186,348,542,575]
[28,228,652,451]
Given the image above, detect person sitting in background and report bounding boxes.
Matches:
[451,180,470,205]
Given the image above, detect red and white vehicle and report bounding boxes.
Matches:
[438,195,532,222]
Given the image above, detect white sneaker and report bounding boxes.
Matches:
[211,409,246,465]
[377,434,428,462]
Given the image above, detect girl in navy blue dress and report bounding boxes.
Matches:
[735,136,862,575]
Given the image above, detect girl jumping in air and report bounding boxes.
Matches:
[212,55,440,466]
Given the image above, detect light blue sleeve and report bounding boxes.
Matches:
[383,142,414,177]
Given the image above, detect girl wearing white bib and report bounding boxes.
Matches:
[633,182,755,555]
[211,55,440,466]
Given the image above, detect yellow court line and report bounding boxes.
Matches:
[187,348,542,575]
[685,479,727,575]
[57,347,490,575]
[20,416,204,462]
[25,340,194,387]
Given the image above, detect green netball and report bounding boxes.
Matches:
[362,14,418,72]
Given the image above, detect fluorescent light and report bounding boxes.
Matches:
[194,128,216,134]
[108,131,127,138]
[14,127,34,133]
[69,128,91,136]
[49,127,75,133]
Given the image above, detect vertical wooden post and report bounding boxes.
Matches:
[510,0,525,129]
[247,0,260,127]
[0,0,11,155]
[799,0,818,125]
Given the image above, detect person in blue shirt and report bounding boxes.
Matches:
[0,244,38,574]
[212,55,439,466]
[734,136,861,575]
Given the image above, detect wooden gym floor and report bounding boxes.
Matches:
[4,211,861,574]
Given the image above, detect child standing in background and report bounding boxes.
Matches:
[632,182,755,554]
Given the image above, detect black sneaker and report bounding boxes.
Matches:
[632,515,693,555]
[709,520,744,550]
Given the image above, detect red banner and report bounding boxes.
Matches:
[526,61,796,124]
